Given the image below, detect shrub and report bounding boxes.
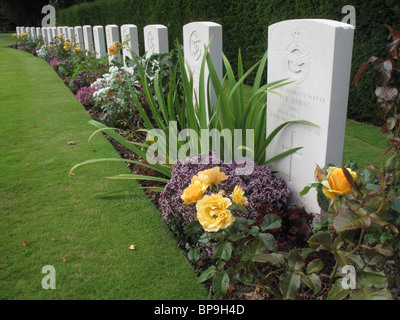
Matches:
[69,71,101,94]
[158,153,291,242]
[76,86,96,108]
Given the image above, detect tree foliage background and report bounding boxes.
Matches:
[2,0,400,125]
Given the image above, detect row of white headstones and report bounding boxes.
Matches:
[16,19,355,215]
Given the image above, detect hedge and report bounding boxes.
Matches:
[57,0,400,126]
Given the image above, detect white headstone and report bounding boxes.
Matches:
[46,28,53,42]
[16,27,21,36]
[74,26,84,48]
[20,26,26,34]
[144,24,169,58]
[61,26,68,38]
[83,25,94,53]
[105,24,120,64]
[120,24,139,66]
[93,26,106,59]
[26,27,31,38]
[266,19,355,214]
[67,27,75,42]
[51,27,57,40]
[57,26,63,36]
[183,22,223,120]
[30,27,36,39]
[41,27,47,42]
[36,27,42,39]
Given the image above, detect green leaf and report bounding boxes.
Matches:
[306,259,324,274]
[234,272,255,285]
[260,214,282,231]
[187,248,200,263]
[258,233,277,252]
[213,241,233,261]
[248,225,260,237]
[253,252,286,266]
[198,265,217,283]
[300,183,319,196]
[105,174,169,183]
[334,250,349,267]
[212,272,230,298]
[302,273,322,294]
[288,249,305,272]
[185,220,202,236]
[350,287,393,300]
[279,271,301,300]
[356,269,389,288]
[327,279,350,300]
[308,232,334,251]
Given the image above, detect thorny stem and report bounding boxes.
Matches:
[251,264,281,298]
[346,229,365,257]
[329,261,339,288]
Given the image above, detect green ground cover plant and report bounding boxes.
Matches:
[0,41,208,299]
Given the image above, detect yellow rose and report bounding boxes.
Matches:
[232,185,248,207]
[74,46,81,52]
[181,180,208,205]
[108,42,119,56]
[56,34,63,39]
[191,167,228,185]
[196,194,235,232]
[322,167,357,199]
[63,41,70,50]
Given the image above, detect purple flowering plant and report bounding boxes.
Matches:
[159,153,290,240]
[76,86,96,108]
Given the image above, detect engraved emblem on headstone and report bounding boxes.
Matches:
[190,31,202,61]
[147,30,155,54]
[280,42,314,84]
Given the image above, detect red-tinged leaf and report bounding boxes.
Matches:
[361,243,394,257]
[373,60,394,87]
[380,144,396,158]
[386,25,400,41]
[367,165,381,181]
[333,205,371,232]
[389,136,400,144]
[341,166,361,198]
[354,56,378,86]
[314,165,326,182]
[381,122,389,134]
[366,185,386,198]
[375,87,398,102]
[385,25,400,59]
[386,116,397,131]
[387,39,400,60]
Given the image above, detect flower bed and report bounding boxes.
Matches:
[11,29,400,300]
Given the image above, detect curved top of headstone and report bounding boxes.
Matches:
[270,18,354,30]
[145,24,167,28]
[184,21,222,29]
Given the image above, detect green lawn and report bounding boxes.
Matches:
[0,39,208,299]
[343,119,388,170]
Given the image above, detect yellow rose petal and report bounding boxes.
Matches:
[196,194,234,232]
[232,185,248,207]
